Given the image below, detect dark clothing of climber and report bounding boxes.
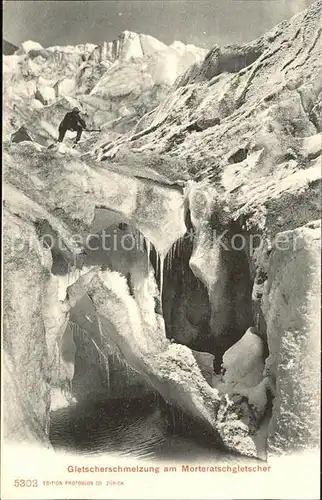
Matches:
[58,108,86,144]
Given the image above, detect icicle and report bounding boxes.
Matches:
[96,315,111,397]
[56,341,61,374]
[125,363,129,381]
[137,230,143,253]
[139,232,145,254]
[135,228,140,252]
[105,354,110,397]
[175,239,179,258]
[171,241,174,261]
[135,229,139,251]
[171,241,177,275]
[97,315,103,344]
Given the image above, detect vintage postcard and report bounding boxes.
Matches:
[2,0,321,499]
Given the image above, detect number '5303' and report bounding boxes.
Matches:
[14,479,38,487]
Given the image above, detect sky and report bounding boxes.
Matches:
[3,0,317,49]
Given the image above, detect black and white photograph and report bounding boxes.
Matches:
[2,1,321,499]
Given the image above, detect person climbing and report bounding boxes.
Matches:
[57,107,86,145]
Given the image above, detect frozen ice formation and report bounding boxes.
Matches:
[2,0,321,462]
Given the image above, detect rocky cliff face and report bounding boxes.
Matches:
[3,1,321,461]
